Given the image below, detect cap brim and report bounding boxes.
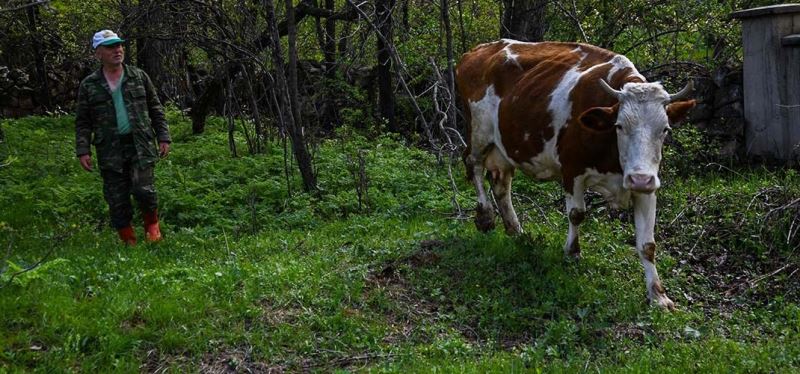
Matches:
[98,38,125,47]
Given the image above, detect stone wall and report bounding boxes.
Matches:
[646,62,745,158]
[0,61,92,118]
[694,64,745,158]
[0,66,36,117]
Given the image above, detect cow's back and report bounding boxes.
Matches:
[457,40,645,179]
[456,41,591,103]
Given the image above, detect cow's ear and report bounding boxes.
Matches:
[579,105,618,132]
[666,99,696,125]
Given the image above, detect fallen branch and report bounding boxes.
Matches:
[302,352,401,369]
[748,264,793,289]
[763,197,800,221]
[724,263,797,296]
[688,228,706,256]
[1,237,58,289]
[705,162,745,179]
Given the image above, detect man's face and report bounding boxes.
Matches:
[95,43,124,66]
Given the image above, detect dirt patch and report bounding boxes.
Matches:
[606,323,650,343]
[139,347,285,373]
[199,347,283,373]
[364,240,446,345]
[120,308,146,332]
[140,349,191,373]
[259,298,304,326]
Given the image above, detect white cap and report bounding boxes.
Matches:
[92,30,125,49]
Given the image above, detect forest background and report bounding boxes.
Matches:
[1,0,800,372]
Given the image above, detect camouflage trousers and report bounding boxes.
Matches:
[100,135,159,229]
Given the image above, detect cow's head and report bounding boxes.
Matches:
[580,80,696,194]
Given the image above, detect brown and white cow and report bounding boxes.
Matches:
[456,40,696,309]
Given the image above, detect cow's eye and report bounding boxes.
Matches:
[663,126,672,134]
[614,124,623,131]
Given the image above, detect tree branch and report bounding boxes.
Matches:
[639,61,709,76]
[0,0,51,13]
[345,0,436,146]
[552,0,588,43]
[622,28,686,55]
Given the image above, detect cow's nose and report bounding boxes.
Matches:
[628,173,656,192]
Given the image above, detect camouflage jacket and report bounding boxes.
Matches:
[75,64,170,171]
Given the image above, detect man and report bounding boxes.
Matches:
[75,30,171,246]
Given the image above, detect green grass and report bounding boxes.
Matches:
[1,114,798,372]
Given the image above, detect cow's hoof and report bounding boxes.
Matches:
[475,216,496,232]
[564,241,581,260]
[649,281,675,310]
[475,205,496,232]
[504,223,523,236]
[653,295,676,311]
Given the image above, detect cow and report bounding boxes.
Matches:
[455,40,696,310]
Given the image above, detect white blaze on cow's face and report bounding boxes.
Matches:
[614,83,672,193]
[586,80,695,194]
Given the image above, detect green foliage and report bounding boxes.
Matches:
[662,125,720,177]
[1,112,799,371]
[544,0,785,68]
[0,0,114,71]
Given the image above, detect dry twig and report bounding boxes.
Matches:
[1,236,59,289]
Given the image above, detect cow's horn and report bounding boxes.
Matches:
[599,79,622,99]
[669,80,694,101]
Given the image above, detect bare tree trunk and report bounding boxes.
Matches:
[191,73,225,134]
[266,0,317,192]
[376,0,397,132]
[337,2,354,59]
[226,76,238,157]
[135,1,189,104]
[323,0,336,73]
[321,0,340,130]
[500,0,548,42]
[285,0,318,192]
[243,66,264,153]
[136,0,163,92]
[441,0,456,131]
[400,0,409,40]
[456,0,467,53]
[118,0,136,62]
[25,0,50,110]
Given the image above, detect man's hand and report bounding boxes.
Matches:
[79,154,93,171]
[159,142,170,158]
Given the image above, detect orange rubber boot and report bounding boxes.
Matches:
[143,209,162,242]
[117,226,137,246]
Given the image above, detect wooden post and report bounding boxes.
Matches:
[732,4,800,163]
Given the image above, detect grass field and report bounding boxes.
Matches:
[1,114,798,372]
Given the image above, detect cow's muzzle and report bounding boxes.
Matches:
[626,173,658,193]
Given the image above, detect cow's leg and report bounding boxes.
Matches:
[633,193,675,310]
[486,149,521,235]
[466,150,495,232]
[564,181,586,259]
[465,90,501,233]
